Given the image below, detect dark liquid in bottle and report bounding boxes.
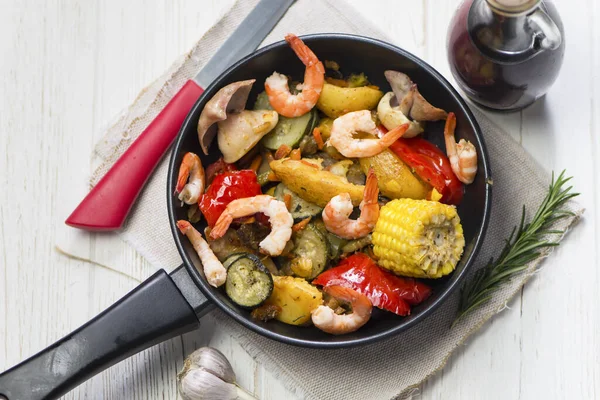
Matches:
[447,0,565,112]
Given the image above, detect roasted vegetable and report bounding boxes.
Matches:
[312,219,348,261]
[313,253,431,316]
[373,199,465,278]
[253,90,273,111]
[205,157,237,185]
[199,170,262,226]
[225,254,273,308]
[283,222,329,279]
[384,71,447,121]
[316,117,334,140]
[298,134,318,156]
[341,234,372,254]
[346,162,366,186]
[237,223,270,251]
[377,92,423,138]
[347,73,369,88]
[316,82,383,118]
[223,253,246,269]
[251,303,281,322]
[262,110,318,151]
[270,159,365,207]
[217,110,278,163]
[388,134,463,205]
[254,91,320,151]
[274,183,322,220]
[198,79,255,154]
[263,276,323,325]
[205,228,253,262]
[359,148,430,200]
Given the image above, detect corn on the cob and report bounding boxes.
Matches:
[372,198,465,278]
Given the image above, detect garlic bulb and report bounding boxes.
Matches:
[178,347,256,400]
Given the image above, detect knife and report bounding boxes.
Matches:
[65,0,295,231]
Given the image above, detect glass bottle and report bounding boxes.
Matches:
[447,0,564,112]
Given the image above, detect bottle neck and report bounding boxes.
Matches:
[468,0,544,63]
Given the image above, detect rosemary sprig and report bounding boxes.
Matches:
[453,170,579,327]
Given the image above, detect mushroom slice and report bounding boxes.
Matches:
[197,79,256,155]
[377,92,423,138]
[384,70,447,121]
[217,110,278,163]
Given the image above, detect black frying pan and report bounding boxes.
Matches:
[0,34,492,400]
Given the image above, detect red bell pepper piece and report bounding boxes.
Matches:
[377,125,464,205]
[199,170,261,227]
[312,253,432,316]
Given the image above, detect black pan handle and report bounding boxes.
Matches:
[0,265,210,400]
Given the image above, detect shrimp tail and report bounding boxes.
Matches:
[380,122,409,148]
[285,33,321,69]
[361,168,379,208]
[176,164,190,193]
[443,112,477,184]
[176,220,192,233]
[443,112,458,157]
[210,213,233,239]
[444,111,457,137]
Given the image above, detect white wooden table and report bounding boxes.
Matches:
[1,0,598,399]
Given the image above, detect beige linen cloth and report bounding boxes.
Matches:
[62,0,583,399]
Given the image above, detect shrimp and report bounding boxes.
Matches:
[264,34,325,118]
[176,152,205,205]
[322,168,379,239]
[329,110,409,158]
[209,195,293,256]
[311,285,372,335]
[443,112,478,184]
[176,220,226,287]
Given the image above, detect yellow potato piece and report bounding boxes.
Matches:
[359,149,431,200]
[263,276,323,325]
[270,159,365,207]
[317,117,334,140]
[316,83,383,118]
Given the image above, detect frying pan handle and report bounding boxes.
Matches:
[0,267,208,400]
[65,80,204,231]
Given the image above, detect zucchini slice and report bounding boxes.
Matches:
[274,183,322,221]
[253,91,273,111]
[312,218,348,260]
[225,253,273,308]
[254,91,319,151]
[223,253,246,270]
[261,110,317,150]
[281,223,329,280]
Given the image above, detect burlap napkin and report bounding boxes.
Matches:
[62,0,583,399]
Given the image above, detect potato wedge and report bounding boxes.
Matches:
[217,110,278,163]
[270,159,364,207]
[359,149,431,200]
[263,276,323,325]
[316,83,383,118]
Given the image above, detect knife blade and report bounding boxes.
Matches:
[194,0,294,87]
[66,0,295,231]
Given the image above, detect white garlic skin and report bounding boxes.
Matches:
[182,347,236,384]
[179,368,239,400]
[178,347,257,400]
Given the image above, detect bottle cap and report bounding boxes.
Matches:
[487,0,540,14]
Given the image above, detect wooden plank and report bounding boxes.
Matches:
[0,0,597,399]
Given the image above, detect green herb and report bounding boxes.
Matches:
[453,171,579,327]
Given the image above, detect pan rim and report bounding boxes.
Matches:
[167,33,492,349]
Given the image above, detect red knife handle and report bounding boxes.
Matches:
[66,80,204,231]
